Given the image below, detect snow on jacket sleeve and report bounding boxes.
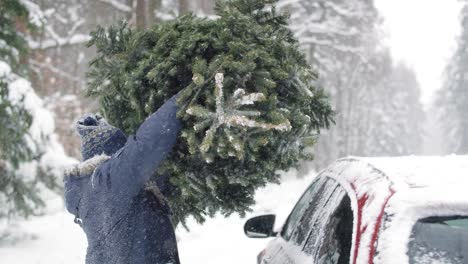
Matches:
[97,94,182,202]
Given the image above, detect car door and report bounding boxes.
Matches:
[263,176,354,264]
[261,176,329,264]
[303,184,353,264]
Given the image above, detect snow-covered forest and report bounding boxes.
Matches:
[0,0,467,263]
[435,1,468,155]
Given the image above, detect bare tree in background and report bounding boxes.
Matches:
[134,0,161,29]
[178,0,190,15]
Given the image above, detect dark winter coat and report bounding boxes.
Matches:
[64,95,182,264]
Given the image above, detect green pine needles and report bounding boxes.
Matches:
[86,0,334,227]
[0,0,32,71]
[0,0,47,220]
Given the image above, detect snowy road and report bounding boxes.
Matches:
[0,170,315,264]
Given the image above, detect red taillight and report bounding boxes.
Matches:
[257,249,266,264]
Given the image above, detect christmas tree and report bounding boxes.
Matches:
[87,0,334,226]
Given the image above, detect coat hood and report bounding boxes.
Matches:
[63,154,111,216]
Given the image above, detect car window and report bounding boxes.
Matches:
[408,216,468,264]
[303,183,353,264]
[291,178,340,246]
[280,175,354,264]
[281,176,328,241]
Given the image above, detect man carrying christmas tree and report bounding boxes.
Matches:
[63,93,182,264]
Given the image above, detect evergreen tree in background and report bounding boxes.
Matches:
[86,0,334,226]
[0,0,29,69]
[436,2,468,154]
[385,63,424,155]
[279,0,424,168]
[279,0,382,167]
[0,0,64,220]
[366,55,424,156]
[0,0,38,218]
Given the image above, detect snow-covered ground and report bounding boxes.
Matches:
[0,170,315,264]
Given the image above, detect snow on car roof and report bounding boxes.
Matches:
[328,155,468,219]
[325,155,468,204]
[320,155,468,264]
[361,155,468,191]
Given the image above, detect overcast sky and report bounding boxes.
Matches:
[375,0,462,105]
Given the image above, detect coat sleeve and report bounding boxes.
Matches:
[97,94,182,201]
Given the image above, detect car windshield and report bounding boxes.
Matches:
[408,216,468,264]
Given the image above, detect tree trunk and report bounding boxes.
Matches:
[134,0,162,29]
[198,0,215,14]
[179,0,190,15]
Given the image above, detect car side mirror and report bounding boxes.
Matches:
[244,214,277,238]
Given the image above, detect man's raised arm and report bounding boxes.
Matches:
[100,94,182,199]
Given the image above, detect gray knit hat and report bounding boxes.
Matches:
[76,113,127,161]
